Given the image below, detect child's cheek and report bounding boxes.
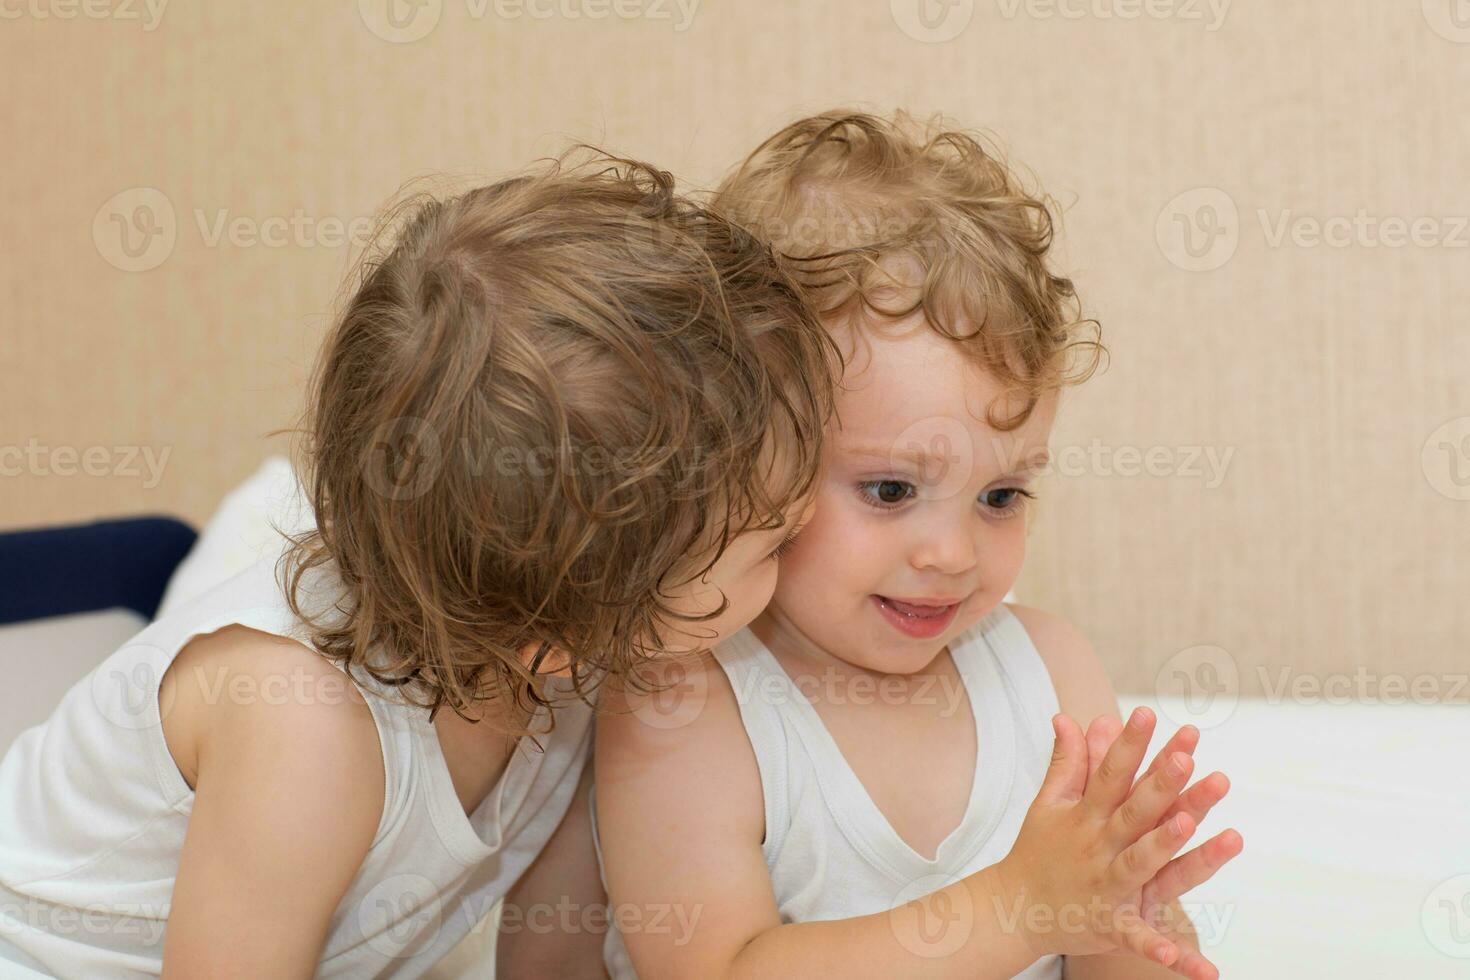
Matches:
[753,556,781,612]
[716,561,781,644]
[782,498,879,601]
[986,521,1029,592]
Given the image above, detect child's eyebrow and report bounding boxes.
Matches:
[839,444,954,467]
[1003,448,1051,475]
[838,443,1051,475]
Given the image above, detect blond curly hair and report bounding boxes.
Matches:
[715,109,1103,429]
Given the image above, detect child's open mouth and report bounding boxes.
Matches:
[871,595,961,639]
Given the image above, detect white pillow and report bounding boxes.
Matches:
[156,456,314,617]
[0,609,148,753]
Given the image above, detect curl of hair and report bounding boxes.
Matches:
[714,110,1105,430]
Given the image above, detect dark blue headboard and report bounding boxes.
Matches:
[0,517,197,626]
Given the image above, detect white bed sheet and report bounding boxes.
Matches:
[1119,695,1470,977]
[431,697,1470,978]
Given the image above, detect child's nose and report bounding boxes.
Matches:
[909,525,978,576]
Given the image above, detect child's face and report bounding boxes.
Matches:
[656,490,817,657]
[767,314,1057,674]
[526,491,813,678]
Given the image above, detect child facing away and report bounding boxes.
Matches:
[0,153,838,978]
[595,113,1244,980]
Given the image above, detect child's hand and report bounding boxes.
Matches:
[1084,715,1242,927]
[993,708,1241,978]
[1078,714,1244,978]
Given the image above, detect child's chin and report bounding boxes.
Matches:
[850,638,951,677]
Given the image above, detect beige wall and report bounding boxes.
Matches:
[4,1,1467,697]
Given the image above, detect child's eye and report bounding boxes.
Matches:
[768,528,802,562]
[982,487,1036,514]
[857,479,916,509]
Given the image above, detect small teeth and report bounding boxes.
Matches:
[882,598,951,618]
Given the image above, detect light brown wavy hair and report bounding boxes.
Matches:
[283,150,837,730]
[714,110,1103,429]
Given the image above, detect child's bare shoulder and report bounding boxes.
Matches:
[595,650,763,838]
[1006,603,1093,665]
[1005,603,1121,725]
[596,649,754,761]
[160,625,384,814]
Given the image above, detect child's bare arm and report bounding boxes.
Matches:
[595,654,1228,980]
[159,628,384,978]
[497,764,608,979]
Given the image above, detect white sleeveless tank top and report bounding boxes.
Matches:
[599,604,1062,979]
[0,558,592,979]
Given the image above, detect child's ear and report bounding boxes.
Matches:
[518,642,573,679]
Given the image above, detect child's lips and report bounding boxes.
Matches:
[871,595,963,638]
[880,596,960,614]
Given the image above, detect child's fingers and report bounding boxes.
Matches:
[1085,714,1123,780]
[1110,908,1180,969]
[1081,706,1156,819]
[1089,720,1194,821]
[1159,771,1230,830]
[1139,724,1200,780]
[1170,945,1221,980]
[1106,751,1194,849]
[1039,713,1088,804]
[1114,908,1223,980]
[1037,713,1088,804]
[1144,829,1245,906]
[1111,812,1197,894]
